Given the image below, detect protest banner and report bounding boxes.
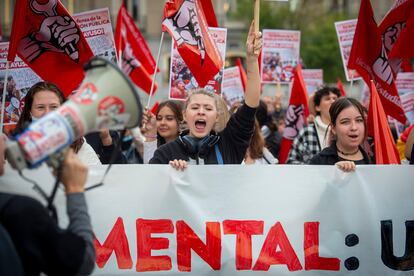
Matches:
[261,29,300,83]
[396,72,414,124]
[1,164,413,275]
[169,27,227,101]
[222,66,245,108]
[334,19,362,82]
[302,69,323,95]
[0,42,41,134]
[73,8,116,63]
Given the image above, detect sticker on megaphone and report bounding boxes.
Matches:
[15,104,85,167]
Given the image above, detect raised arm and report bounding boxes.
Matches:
[244,21,262,108]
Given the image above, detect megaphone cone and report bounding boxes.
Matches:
[6,57,143,170]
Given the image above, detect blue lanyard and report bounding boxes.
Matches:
[215,145,223,164]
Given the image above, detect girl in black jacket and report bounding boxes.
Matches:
[310,97,372,171]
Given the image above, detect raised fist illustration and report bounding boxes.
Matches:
[122,43,140,75]
[382,22,405,52]
[167,0,205,62]
[283,104,305,139]
[373,45,393,85]
[18,15,80,62]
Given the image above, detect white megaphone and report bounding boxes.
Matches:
[6,57,143,170]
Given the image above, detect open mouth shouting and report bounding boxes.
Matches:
[195,119,207,132]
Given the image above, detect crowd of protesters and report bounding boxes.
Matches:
[1,19,413,276]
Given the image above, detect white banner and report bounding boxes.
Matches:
[334,19,362,82]
[261,29,300,83]
[1,165,413,275]
[169,28,227,100]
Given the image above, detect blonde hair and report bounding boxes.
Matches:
[214,94,230,132]
[185,89,218,110]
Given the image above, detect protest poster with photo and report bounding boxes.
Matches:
[334,19,362,82]
[396,72,414,124]
[0,43,41,134]
[222,67,244,108]
[169,27,227,101]
[74,8,116,63]
[261,29,300,83]
[302,69,323,95]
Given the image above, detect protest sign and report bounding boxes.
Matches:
[169,27,227,100]
[222,66,245,108]
[396,72,414,124]
[0,42,41,134]
[334,19,362,82]
[302,69,323,95]
[74,8,116,63]
[261,29,300,83]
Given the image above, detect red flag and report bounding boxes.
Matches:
[115,3,158,75]
[236,58,247,92]
[151,101,160,115]
[162,0,223,87]
[401,58,413,72]
[336,78,347,97]
[368,81,401,164]
[199,0,218,27]
[348,0,406,124]
[115,4,157,94]
[7,0,93,97]
[378,0,414,76]
[379,0,414,61]
[278,64,309,164]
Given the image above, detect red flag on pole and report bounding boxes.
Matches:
[379,0,414,72]
[278,64,309,164]
[150,101,160,115]
[115,3,158,75]
[199,0,218,27]
[162,0,223,88]
[337,78,347,97]
[7,0,93,97]
[115,3,157,94]
[368,80,401,164]
[348,0,406,124]
[236,58,247,92]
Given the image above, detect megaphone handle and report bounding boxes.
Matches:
[46,160,64,223]
[86,129,127,191]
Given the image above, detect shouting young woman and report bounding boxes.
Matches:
[150,22,262,170]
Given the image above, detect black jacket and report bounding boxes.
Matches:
[310,143,372,165]
[0,193,94,276]
[150,104,256,164]
[85,131,127,164]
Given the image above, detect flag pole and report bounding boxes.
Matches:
[0,61,10,133]
[146,31,165,110]
[254,0,260,33]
